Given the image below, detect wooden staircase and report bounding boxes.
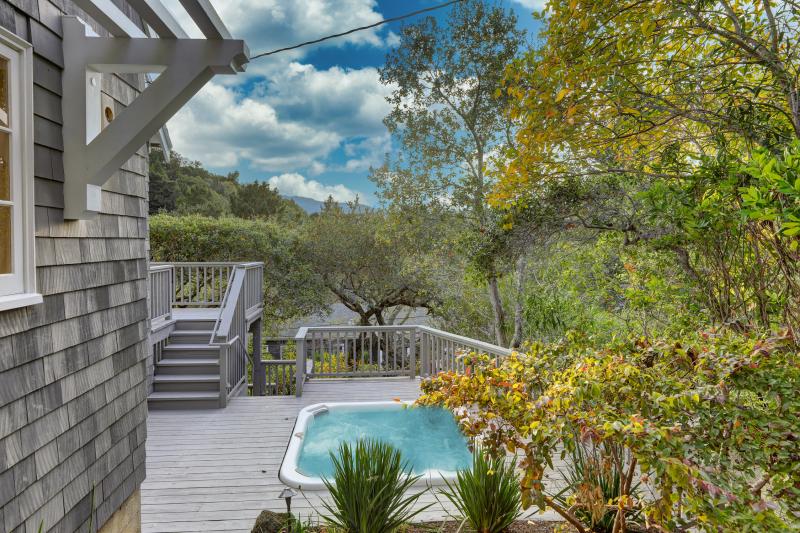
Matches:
[148,318,222,409]
[147,262,265,410]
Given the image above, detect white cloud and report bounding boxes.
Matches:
[341,134,391,172]
[263,63,394,137]
[162,0,388,58]
[161,0,397,201]
[167,81,340,171]
[168,63,393,174]
[268,173,363,202]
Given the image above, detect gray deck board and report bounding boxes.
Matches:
[142,378,560,532]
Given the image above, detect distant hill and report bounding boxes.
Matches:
[285,195,370,214]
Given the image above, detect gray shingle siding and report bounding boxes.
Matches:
[0,1,151,531]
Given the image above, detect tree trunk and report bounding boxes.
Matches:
[487,275,508,347]
[511,254,527,349]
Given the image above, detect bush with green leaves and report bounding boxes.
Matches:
[420,330,800,532]
[322,439,429,533]
[550,440,641,533]
[440,448,521,533]
[149,213,328,327]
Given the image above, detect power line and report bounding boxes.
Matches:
[249,0,465,60]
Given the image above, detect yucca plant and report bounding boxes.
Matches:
[322,439,430,533]
[440,449,521,533]
[550,440,642,533]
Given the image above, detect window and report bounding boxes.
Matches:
[0,28,39,311]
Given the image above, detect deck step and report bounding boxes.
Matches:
[147,391,220,410]
[161,344,220,359]
[153,374,220,393]
[156,358,219,375]
[168,330,214,344]
[174,319,218,331]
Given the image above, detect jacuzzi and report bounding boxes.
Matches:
[279,401,472,490]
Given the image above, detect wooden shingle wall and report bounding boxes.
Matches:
[0,1,151,531]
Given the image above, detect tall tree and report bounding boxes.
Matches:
[231,181,282,219]
[499,0,800,334]
[379,0,525,345]
[148,150,178,214]
[301,200,440,326]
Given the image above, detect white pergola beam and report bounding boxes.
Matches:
[127,0,188,38]
[61,16,248,219]
[178,0,231,39]
[73,0,148,38]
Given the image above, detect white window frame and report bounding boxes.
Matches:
[0,27,40,312]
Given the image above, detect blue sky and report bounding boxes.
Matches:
[162,1,544,205]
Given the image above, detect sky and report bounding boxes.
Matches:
[160,0,545,205]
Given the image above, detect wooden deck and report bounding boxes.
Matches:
[142,378,561,532]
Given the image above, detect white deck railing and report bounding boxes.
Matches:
[292,325,511,396]
[149,262,238,307]
[148,264,173,323]
[210,262,264,406]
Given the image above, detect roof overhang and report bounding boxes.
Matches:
[62,0,248,219]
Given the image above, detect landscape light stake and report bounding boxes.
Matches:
[278,488,297,532]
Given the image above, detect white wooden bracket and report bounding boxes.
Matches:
[61,15,248,219]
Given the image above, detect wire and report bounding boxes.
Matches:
[248,0,465,60]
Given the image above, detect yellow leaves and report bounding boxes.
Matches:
[641,18,656,38]
[555,87,570,103]
[565,105,578,118]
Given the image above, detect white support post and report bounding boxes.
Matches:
[409,328,417,379]
[295,336,306,397]
[421,330,430,377]
[61,16,248,219]
[219,343,229,408]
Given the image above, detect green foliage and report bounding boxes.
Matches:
[377,0,526,345]
[322,440,429,533]
[495,0,800,338]
[419,331,800,532]
[439,448,521,533]
[301,202,442,326]
[281,341,296,361]
[149,150,304,221]
[149,214,327,326]
[231,181,305,222]
[551,441,641,533]
[287,515,315,533]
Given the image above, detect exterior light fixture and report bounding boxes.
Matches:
[278,487,297,532]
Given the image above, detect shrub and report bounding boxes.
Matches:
[550,440,641,533]
[418,331,800,532]
[322,439,429,533]
[149,213,328,324]
[440,448,521,533]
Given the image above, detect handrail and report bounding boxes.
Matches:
[291,324,511,397]
[418,325,512,357]
[208,263,264,406]
[293,325,511,358]
[147,261,264,309]
[148,263,173,323]
[151,261,243,266]
[212,267,244,342]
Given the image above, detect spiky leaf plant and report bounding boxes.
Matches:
[440,449,521,533]
[322,439,430,533]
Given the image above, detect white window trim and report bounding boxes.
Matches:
[0,27,40,312]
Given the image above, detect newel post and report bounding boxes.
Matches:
[409,328,417,379]
[295,333,306,397]
[219,343,229,408]
[420,329,430,377]
[252,320,265,396]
